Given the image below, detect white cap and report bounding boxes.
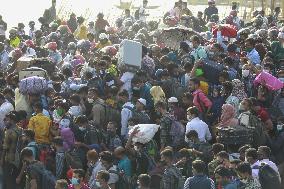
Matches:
[168,97,178,103]
[278,32,284,39]
[138,98,147,106]
[99,33,109,40]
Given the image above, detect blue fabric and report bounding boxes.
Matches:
[140,83,154,110]
[118,156,132,177]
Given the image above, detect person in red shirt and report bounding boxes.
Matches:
[95,13,110,37]
[250,97,273,131]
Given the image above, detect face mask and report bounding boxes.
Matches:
[188,42,193,49]
[153,37,157,42]
[88,98,94,103]
[236,47,240,53]
[242,69,250,77]
[133,87,140,91]
[96,181,101,187]
[69,49,75,54]
[79,127,86,131]
[239,104,245,111]
[245,48,253,52]
[277,124,283,131]
[56,108,64,117]
[263,69,270,73]
[71,177,80,185]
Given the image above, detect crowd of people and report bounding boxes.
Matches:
[0,0,284,188]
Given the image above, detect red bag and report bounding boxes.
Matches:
[212,24,237,38]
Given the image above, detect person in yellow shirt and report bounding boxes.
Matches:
[28,103,52,144]
[74,16,88,40]
[9,28,20,48]
[96,33,112,49]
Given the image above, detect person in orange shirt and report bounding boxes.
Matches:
[28,102,52,144]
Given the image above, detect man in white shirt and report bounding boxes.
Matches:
[257,146,279,174]
[0,43,9,71]
[185,106,212,142]
[118,90,134,138]
[245,148,260,179]
[138,0,149,23]
[0,94,14,129]
[245,38,261,65]
[118,71,134,98]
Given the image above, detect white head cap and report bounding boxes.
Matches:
[138,98,147,106]
[168,97,178,103]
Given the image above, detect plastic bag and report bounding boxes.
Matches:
[129,124,160,144]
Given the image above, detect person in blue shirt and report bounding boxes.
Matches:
[245,38,261,65]
[114,146,132,178]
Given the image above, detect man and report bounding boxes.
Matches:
[245,148,261,179]
[155,101,172,150]
[0,42,9,71]
[88,21,96,35]
[21,129,39,159]
[101,122,122,152]
[28,103,52,144]
[236,162,261,189]
[178,41,192,66]
[137,174,151,189]
[138,0,149,23]
[52,137,66,179]
[168,97,185,121]
[29,21,36,40]
[244,38,261,65]
[204,0,218,21]
[132,98,150,124]
[95,13,110,36]
[257,146,279,174]
[55,179,68,189]
[114,146,132,177]
[99,151,119,188]
[184,160,215,189]
[2,112,22,189]
[271,32,284,64]
[96,170,111,189]
[185,106,212,143]
[67,13,78,33]
[0,93,14,129]
[123,9,135,23]
[0,15,7,42]
[69,169,90,189]
[188,78,212,119]
[20,148,45,189]
[118,90,134,138]
[190,36,208,62]
[160,149,183,189]
[214,165,239,189]
[88,88,107,127]
[132,77,154,110]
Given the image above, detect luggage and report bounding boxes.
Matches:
[129,124,160,144]
[118,39,142,73]
[19,76,48,95]
[201,60,224,85]
[19,67,47,80]
[16,57,35,72]
[216,125,254,145]
[32,58,55,76]
[253,71,284,91]
[212,24,238,38]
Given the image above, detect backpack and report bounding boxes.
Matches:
[109,167,131,189]
[168,166,185,189]
[168,115,185,148]
[28,143,40,160]
[29,161,56,189]
[12,127,23,168]
[65,149,83,169]
[239,112,267,147]
[125,105,150,124]
[258,164,281,189]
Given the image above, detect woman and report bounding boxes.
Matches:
[218,104,238,127]
[61,128,75,151]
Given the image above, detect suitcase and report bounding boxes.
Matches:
[118,39,142,73]
[19,67,47,80]
[32,58,55,76]
[16,57,35,72]
[216,126,254,145]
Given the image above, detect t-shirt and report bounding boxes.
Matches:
[204,6,218,21]
[120,72,134,97]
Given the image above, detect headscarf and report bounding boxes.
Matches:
[219,104,238,127]
[232,79,247,101]
[60,128,75,151]
[150,86,166,105]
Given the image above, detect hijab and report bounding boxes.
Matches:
[61,128,75,151]
[219,104,238,127]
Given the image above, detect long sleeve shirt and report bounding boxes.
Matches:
[120,102,134,136]
[185,117,212,142]
[246,48,261,65]
[193,89,212,113]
